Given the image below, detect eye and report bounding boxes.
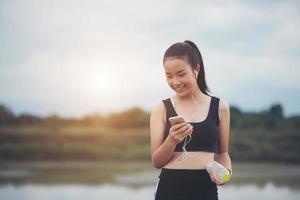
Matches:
[178,73,185,77]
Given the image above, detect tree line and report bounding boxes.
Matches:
[1,103,299,130]
[0,104,149,128]
[0,103,299,163]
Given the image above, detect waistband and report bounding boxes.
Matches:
[159,168,210,180]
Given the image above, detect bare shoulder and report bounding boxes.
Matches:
[151,101,165,113]
[150,101,167,154]
[150,101,166,123]
[218,98,230,121]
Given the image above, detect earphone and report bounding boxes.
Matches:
[194,69,199,79]
[173,84,200,164]
[194,64,200,78]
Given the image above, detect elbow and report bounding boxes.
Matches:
[152,163,162,169]
[152,159,163,169]
[151,156,163,169]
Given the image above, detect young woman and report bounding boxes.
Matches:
[150,40,232,200]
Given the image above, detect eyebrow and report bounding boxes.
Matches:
[166,70,185,75]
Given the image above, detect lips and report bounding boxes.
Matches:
[174,85,185,92]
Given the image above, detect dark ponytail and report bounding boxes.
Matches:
[163,40,211,95]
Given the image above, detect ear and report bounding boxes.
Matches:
[195,64,200,73]
[194,64,200,77]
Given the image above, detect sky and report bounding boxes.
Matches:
[0,0,299,118]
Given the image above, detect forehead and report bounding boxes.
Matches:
[163,57,191,73]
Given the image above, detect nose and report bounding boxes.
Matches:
[172,78,181,86]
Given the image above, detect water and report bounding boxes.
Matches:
[0,182,299,200]
[0,162,299,200]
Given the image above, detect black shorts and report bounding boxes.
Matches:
[154,168,218,200]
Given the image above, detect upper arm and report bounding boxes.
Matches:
[150,101,167,155]
[217,99,230,153]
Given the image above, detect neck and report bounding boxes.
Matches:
[176,87,207,102]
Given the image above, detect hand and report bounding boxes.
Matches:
[168,122,193,144]
[208,171,226,186]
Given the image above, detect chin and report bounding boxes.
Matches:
[176,90,190,97]
[172,86,193,97]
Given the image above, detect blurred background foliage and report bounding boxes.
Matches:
[0,103,299,163]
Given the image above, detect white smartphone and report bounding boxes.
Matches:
[169,115,186,126]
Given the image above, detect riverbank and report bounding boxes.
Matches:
[1,161,300,189]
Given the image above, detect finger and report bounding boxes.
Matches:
[178,134,188,142]
[177,126,193,138]
[169,124,185,136]
[171,122,187,131]
[174,124,190,135]
[183,125,193,135]
[181,124,193,135]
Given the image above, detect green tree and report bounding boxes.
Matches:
[0,104,15,125]
[269,103,284,118]
[106,107,150,128]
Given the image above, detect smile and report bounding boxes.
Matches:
[175,86,185,92]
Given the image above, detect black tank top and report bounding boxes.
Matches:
[162,96,220,153]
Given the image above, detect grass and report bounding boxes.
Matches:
[0,160,300,189]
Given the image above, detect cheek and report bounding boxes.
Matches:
[188,73,196,82]
[181,75,193,85]
[165,77,172,84]
[166,78,174,88]
[166,76,189,85]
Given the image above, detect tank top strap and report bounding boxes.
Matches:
[162,98,177,140]
[162,98,177,118]
[208,96,220,124]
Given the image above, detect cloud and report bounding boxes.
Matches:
[0,0,299,117]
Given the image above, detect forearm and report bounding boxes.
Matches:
[152,137,177,169]
[214,152,233,175]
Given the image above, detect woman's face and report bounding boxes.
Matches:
[163,57,198,97]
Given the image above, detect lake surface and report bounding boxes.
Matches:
[1,182,299,200]
[0,161,299,200]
